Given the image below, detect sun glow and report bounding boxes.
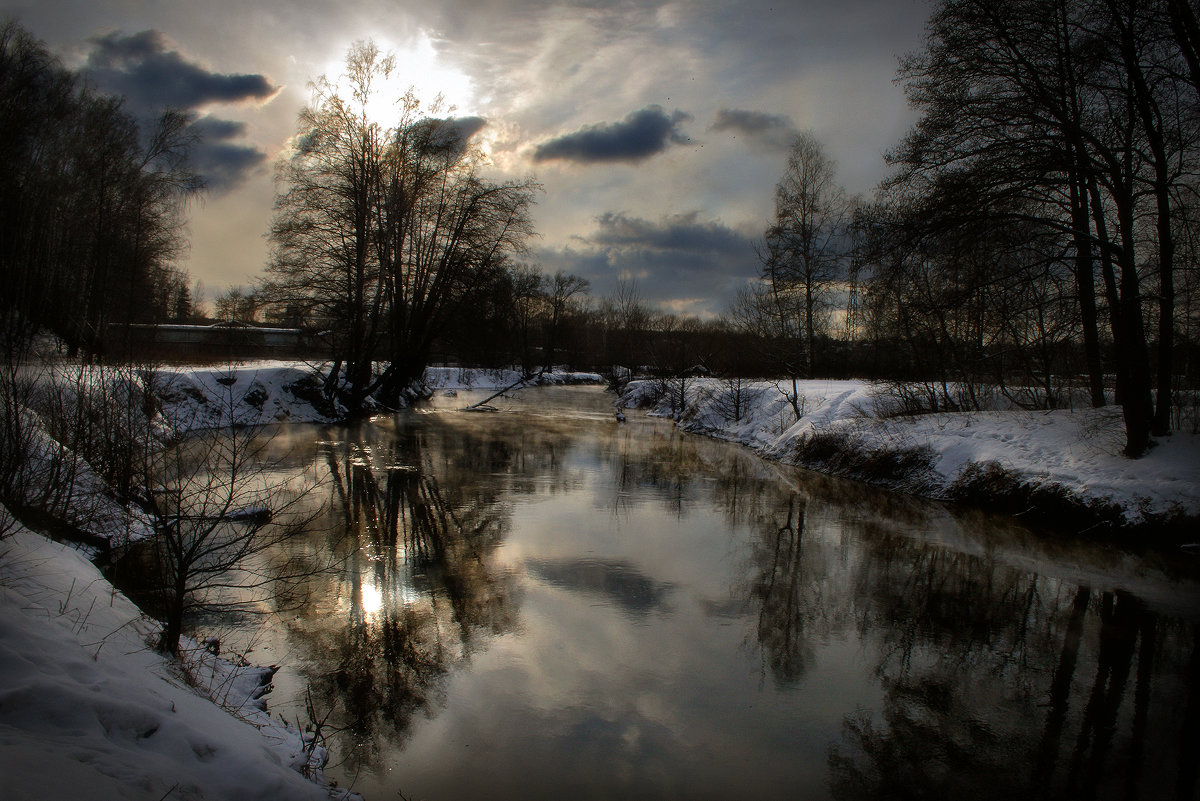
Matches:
[328,31,477,129]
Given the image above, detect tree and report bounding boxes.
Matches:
[729,279,815,419]
[266,42,391,412]
[266,41,538,414]
[141,379,324,654]
[373,116,538,405]
[875,0,1199,456]
[0,22,200,361]
[214,287,260,323]
[543,270,590,366]
[760,131,854,380]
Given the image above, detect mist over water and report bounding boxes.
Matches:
[245,387,1199,801]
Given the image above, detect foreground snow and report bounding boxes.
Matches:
[620,377,1200,526]
[0,520,359,801]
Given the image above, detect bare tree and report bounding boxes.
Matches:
[373,114,538,405]
[213,287,260,323]
[265,42,392,412]
[760,131,853,380]
[877,0,1199,455]
[266,41,538,414]
[543,270,590,366]
[141,380,325,654]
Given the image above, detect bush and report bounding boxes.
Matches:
[792,430,936,490]
[947,461,1126,532]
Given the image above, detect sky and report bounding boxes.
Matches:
[6,0,931,317]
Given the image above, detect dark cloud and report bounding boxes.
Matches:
[413,115,488,158]
[540,212,758,317]
[84,30,279,111]
[533,105,694,164]
[188,116,245,141]
[187,116,268,194]
[445,115,487,143]
[711,108,798,152]
[590,211,749,256]
[80,33,277,196]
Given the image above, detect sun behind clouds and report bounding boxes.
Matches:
[321,30,478,129]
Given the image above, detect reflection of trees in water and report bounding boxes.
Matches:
[605,426,707,517]
[285,425,519,772]
[711,455,886,685]
[700,445,1199,800]
[270,404,1200,798]
[748,495,817,683]
[602,420,1198,800]
[827,531,1200,801]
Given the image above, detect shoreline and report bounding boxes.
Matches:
[617,377,1200,542]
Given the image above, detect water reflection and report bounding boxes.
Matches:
[828,532,1200,801]
[258,388,1199,801]
[284,424,520,770]
[527,558,673,617]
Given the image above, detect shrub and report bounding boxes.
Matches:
[792,430,936,490]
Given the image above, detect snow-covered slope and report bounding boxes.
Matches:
[0,522,358,801]
[620,377,1200,526]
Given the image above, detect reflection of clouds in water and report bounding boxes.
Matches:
[525,557,674,617]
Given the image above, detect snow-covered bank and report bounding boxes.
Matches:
[153,360,340,429]
[9,360,603,547]
[0,521,359,801]
[153,362,605,428]
[619,378,1200,530]
[422,365,604,391]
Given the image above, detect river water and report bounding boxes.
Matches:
[239,386,1199,801]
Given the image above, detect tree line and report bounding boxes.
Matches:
[862,0,1200,457]
[0,21,199,362]
[734,0,1200,458]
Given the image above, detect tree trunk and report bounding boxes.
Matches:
[159,577,186,654]
[1069,168,1106,407]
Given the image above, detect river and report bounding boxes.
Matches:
[231,385,1199,801]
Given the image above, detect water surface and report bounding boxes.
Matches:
[248,386,1200,801]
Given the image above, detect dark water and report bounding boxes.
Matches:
[245,386,1200,801]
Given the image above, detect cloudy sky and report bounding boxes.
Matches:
[7,0,930,317]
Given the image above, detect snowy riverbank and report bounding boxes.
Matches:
[0,518,360,801]
[152,360,604,428]
[619,377,1200,531]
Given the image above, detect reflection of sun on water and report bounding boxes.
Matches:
[360,582,383,620]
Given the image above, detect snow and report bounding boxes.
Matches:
[619,377,1200,525]
[152,362,604,428]
[153,360,338,429]
[0,521,359,801]
[11,405,156,550]
[422,366,604,390]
